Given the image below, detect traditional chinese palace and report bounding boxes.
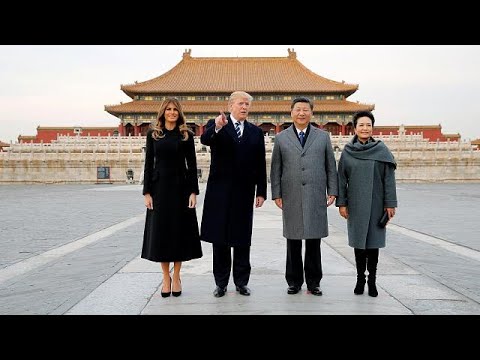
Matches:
[17,49,459,143]
[104,48,372,137]
[4,48,478,184]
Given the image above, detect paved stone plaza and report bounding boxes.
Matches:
[0,183,479,315]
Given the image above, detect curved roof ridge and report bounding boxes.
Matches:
[120,50,360,97]
[293,56,358,89]
[121,56,186,90]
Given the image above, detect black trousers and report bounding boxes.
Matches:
[213,244,251,288]
[286,238,322,289]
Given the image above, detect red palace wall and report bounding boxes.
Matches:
[19,127,120,143]
[374,126,459,142]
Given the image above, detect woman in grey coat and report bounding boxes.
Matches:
[336,111,397,297]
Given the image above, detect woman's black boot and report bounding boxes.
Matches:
[366,249,379,297]
[354,249,367,295]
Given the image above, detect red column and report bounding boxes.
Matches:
[275,124,281,134]
[341,124,346,135]
[199,125,204,136]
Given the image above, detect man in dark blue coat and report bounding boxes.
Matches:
[200,91,267,297]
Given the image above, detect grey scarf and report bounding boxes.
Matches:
[343,135,396,169]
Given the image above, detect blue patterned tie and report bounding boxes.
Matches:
[235,122,242,138]
[299,131,305,146]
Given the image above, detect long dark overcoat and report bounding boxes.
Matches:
[141,128,202,262]
[200,116,267,247]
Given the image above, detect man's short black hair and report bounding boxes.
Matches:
[353,111,375,127]
[291,96,314,110]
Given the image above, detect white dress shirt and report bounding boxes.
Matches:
[215,114,244,136]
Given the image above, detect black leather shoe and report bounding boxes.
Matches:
[213,286,227,298]
[287,286,301,294]
[308,287,323,296]
[235,285,251,296]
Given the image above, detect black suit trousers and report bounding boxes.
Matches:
[213,244,251,288]
[286,238,322,289]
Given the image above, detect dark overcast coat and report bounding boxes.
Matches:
[200,116,267,247]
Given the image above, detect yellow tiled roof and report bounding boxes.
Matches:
[105,100,374,116]
[442,133,461,138]
[120,50,358,97]
[36,126,118,130]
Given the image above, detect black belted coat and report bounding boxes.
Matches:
[141,128,202,262]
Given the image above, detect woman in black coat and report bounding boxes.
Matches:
[142,98,202,298]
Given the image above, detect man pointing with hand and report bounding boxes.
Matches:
[200,91,267,298]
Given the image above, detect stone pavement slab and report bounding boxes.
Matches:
[3,183,479,315]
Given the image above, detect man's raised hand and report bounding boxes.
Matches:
[215,111,228,130]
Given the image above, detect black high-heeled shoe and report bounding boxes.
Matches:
[161,277,171,298]
[172,279,182,297]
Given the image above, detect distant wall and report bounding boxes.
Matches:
[1,153,479,184]
[1,134,479,184]
[0,158,143,184]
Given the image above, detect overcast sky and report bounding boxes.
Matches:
[1,45,479,143]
